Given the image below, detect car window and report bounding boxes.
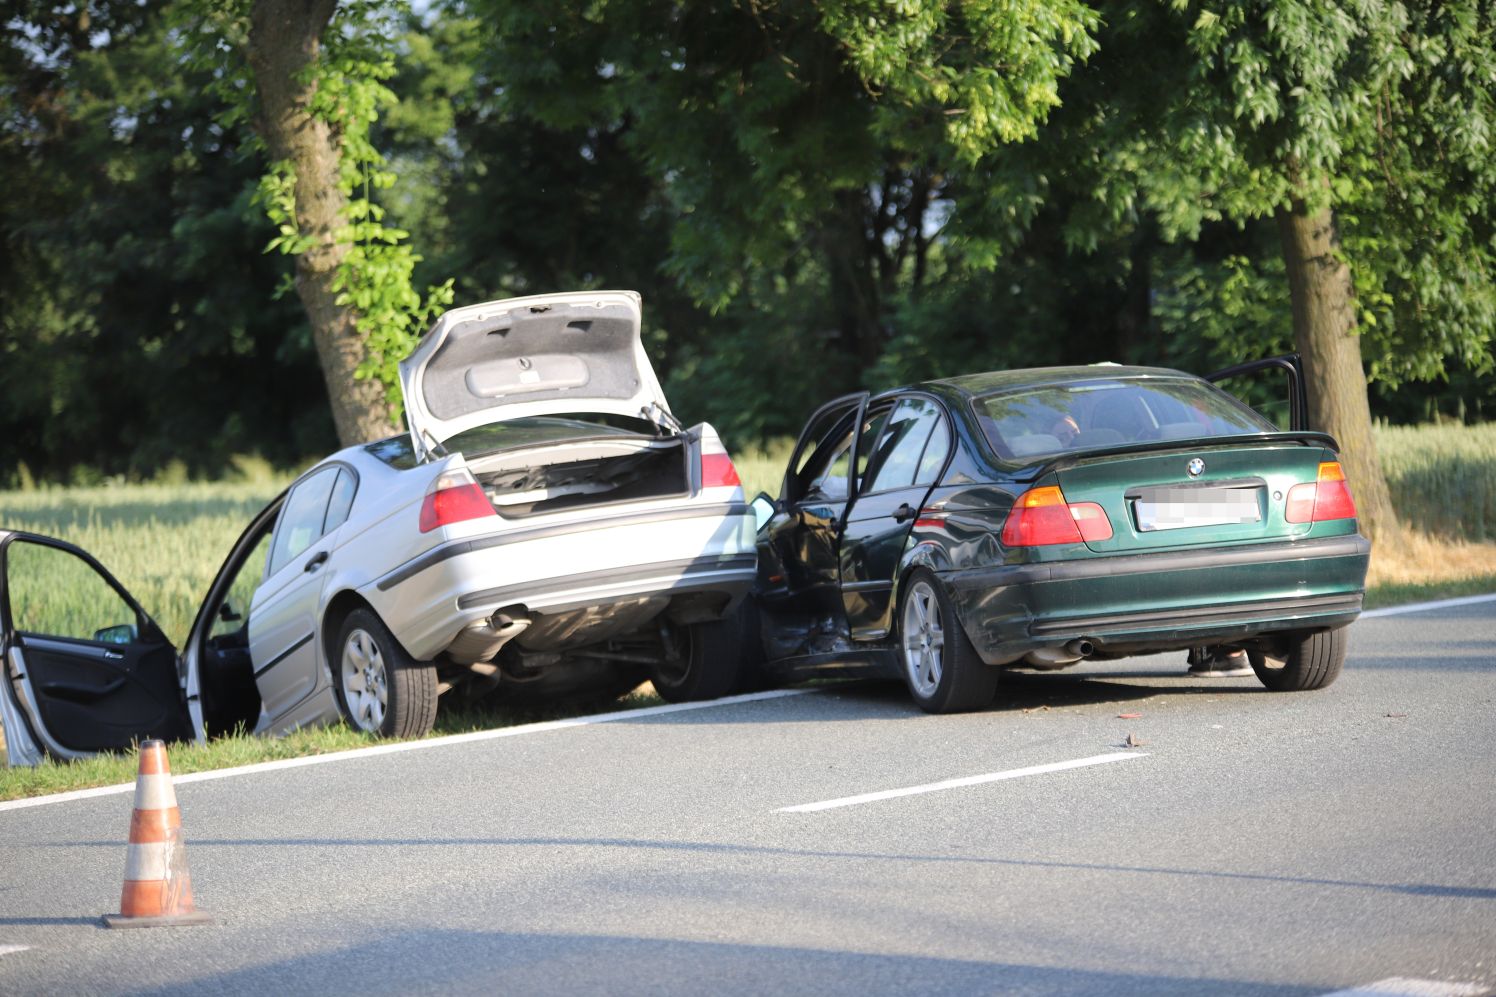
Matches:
[862,398,941,494]
[791,401,864,501]
[807,431,854,500]
[806,406,890,500]
[973,377,1278,462]
[853,407,891,491]
[323,468,357,534]
[793,407,856,481]
[210,528,272,640]
[915,415,951,485]
[267,466,340,577]
[4,540,138,643]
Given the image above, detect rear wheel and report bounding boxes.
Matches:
[335,608,438,738]
[1248,626,1347,692]
[649,612,744,703]
[898,569,998,713]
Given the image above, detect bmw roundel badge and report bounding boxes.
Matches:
[1187,458,1205,477]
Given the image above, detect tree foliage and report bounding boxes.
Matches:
[0,1,332,481]
[2,0,1493,487]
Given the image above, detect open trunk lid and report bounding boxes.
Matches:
[1053,440,1333,553]
[400,290,671,460]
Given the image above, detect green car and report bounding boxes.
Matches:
[748,356,1371,712]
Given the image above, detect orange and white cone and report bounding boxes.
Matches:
[102,739,212,928]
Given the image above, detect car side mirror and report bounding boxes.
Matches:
[750,492,779,531]
[92,623,137,645]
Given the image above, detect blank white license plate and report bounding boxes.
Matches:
[1133,486,1262,532]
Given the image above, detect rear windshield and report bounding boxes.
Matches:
[972,378,1276,462]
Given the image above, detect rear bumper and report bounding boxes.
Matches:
[364,505,757,660]
[942,533,1371,664]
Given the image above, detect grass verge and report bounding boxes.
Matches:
[1,688,663,802]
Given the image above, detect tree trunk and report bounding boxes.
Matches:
[1275,196,1397,541]
[248,0,396,446]
[821,189,885,371]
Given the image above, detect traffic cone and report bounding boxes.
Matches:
[101,739,212,928]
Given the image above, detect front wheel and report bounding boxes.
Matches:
[898,569,998,713]
[1248,626,1348,692]
[334,608,438,738]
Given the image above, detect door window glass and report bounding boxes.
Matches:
[853,407,891,492]
[210,527,273,640]
[323,468,357,533]
[793,406,856,480]
[4,540,138,643]
[914,416,951,485]
[806,431,854,500]
[267,467,339,577]
[862,399,940,493]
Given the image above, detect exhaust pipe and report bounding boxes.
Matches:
[446,607,532,664]
[1022,638,1097,669]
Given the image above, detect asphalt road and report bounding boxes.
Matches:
[2,598,1493,996]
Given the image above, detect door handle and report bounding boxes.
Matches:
[892,503,916,523]
[304,550,329,573]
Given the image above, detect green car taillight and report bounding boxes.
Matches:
[1285,461,1358,524]
[1001,485,1113,546]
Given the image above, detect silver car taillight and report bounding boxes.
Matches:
[418,468,496,533]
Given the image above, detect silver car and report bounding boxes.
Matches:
[1,291,757,765]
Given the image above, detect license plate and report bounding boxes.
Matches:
[1132,486,1262,532]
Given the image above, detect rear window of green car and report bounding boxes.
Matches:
[973,378,1276,463]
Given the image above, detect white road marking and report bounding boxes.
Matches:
[1318,978,1490,996]
[0,945,31,958]
[1361,592,1496,619]
[0,688,812,814]
[777,751,1148,813]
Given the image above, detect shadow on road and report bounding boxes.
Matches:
[44,837,1496,903]
[627,666,1271,726]
[110,928,1330,997]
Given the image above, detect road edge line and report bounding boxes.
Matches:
[0,688,812,814]
[1360,592,1496,619]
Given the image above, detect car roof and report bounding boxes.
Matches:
[929,365,1197,397]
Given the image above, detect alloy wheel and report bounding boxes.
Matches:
[902,578,945,698]
[341,628,389,732]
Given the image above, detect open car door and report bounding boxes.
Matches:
[0,531,192,766]
[1206,353,1310,432]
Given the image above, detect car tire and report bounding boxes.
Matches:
[728,597,779,694]
[1248,626,1347,692]
[334,608,439,738]
[898,569,998,713]
[649,612,743,703]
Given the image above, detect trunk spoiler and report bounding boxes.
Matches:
[1016,430,1342,483]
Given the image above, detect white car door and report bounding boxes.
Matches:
[248,465,355,727]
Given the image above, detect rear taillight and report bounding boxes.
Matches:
[701,452,741,488]
[418,469,495,533]
[1001,486,1113,547]
[1285,462,1357,524]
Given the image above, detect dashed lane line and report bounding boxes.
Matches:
[776,750,1148,813]
[0,945,31,958]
